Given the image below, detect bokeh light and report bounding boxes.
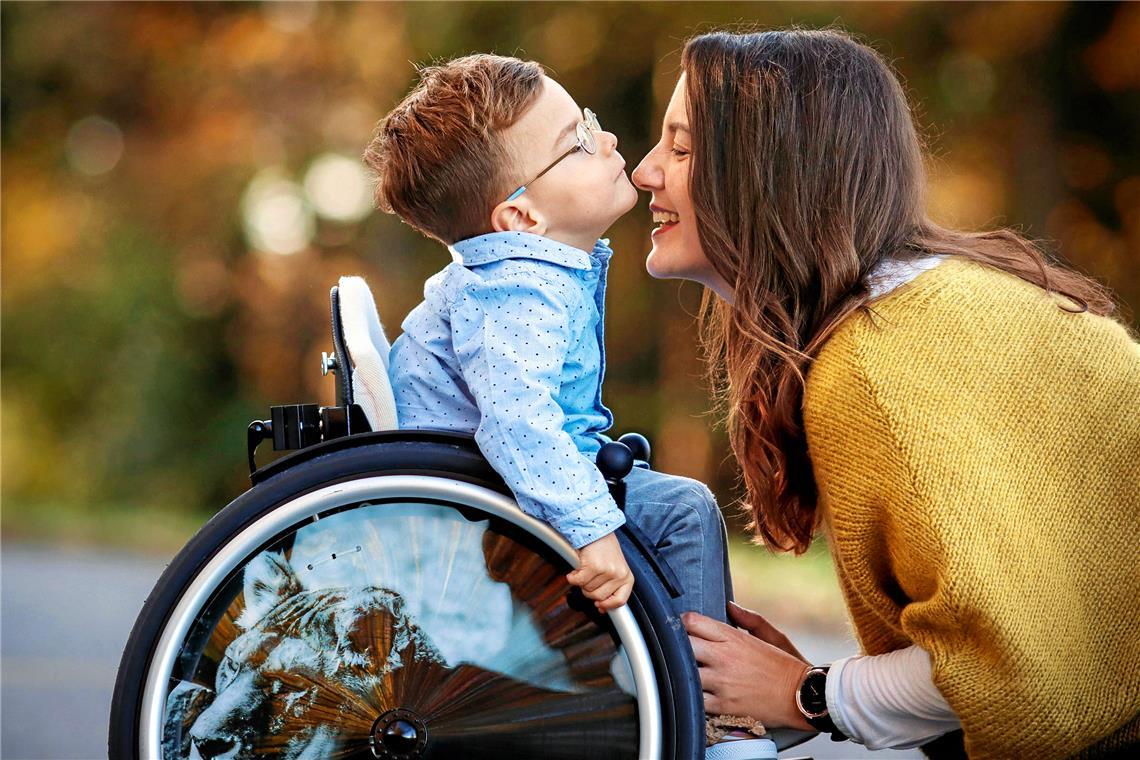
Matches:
[65,116,124,177]
[262,0,318,34]
[302,153,374,223]
[241,169,315,256]
[938,52,996,114]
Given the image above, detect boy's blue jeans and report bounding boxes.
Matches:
[621,466,733,623]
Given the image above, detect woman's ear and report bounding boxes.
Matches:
[490,199,547,236]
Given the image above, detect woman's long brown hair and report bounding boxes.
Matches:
[682,29,1116,554]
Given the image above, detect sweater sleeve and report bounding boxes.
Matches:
[803,311,1140,760]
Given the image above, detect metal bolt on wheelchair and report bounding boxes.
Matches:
[110,277,809,759]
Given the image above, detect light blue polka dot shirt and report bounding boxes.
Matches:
[389,231,625,548]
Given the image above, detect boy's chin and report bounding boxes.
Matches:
[579,187,638,242]
[618,181,639,213]
[601,187,639,229]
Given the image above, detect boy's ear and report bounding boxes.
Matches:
[490,198,548,237]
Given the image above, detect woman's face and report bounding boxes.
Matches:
[632,74,732,300]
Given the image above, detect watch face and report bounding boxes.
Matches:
[799,669,829,718]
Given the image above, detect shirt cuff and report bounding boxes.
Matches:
[826,646,960,751]
[545,490,626,549]
[825,655,860,742]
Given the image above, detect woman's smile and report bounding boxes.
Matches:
[650,204,680,236]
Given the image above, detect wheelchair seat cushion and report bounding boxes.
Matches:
[337,275,398,431]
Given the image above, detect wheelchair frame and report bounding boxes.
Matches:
[110,284,712,759]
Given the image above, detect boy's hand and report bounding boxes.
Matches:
[566,532,634,612]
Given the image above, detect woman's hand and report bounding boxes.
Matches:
[725,601,807,661]
[567,532,634,612]
[684,602,815,731]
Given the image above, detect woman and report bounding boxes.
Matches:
[631,29,1139,759]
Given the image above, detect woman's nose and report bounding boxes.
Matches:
[631,151,662,190]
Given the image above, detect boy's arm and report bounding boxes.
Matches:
[449,270,625,550]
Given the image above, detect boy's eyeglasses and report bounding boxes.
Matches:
[505,108,601,202]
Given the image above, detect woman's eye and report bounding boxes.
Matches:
[670,146,690,157]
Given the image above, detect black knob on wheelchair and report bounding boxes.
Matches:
[596,441,635,484]
[617,433,651,465]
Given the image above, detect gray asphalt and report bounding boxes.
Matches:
[2,544,169,760]
[0,543,919,759]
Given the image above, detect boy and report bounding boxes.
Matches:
[363,54,730,622]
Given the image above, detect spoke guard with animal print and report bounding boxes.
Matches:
[161,502,639,759]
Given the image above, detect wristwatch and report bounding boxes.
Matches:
[795,665,848,742]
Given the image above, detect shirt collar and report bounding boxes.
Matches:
[449,231,612,271]
[867,255,946,299]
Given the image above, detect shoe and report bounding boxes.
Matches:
[705,736,777,759]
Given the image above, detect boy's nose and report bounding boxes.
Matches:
[597,129,619,155]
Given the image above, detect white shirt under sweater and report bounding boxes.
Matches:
[823,256,962,750]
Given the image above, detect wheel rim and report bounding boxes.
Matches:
[141,476,662,759]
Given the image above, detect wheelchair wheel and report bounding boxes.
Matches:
[110,432,704,759]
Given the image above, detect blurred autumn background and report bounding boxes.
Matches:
[3,1,1138,628]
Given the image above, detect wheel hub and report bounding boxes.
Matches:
[369,708,428,758]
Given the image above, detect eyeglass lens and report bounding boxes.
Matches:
[576,122,596,155]
[577,109,601,155]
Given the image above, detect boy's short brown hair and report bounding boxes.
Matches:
[364,54,544,244]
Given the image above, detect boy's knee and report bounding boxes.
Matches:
[677,482,724,533]
[624,470,725,537]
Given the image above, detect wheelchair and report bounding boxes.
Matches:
[110,277,807,759]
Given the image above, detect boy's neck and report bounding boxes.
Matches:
[473,224,611,255]
[548,233,596,254]
[532,229,606,254]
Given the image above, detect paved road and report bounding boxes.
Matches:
[2,544,170,760]
[1,543,920,759]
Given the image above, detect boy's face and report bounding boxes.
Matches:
[494,77,637,251]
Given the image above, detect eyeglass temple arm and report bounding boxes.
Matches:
[504,144,581,202]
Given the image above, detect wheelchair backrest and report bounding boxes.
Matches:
[337,275,398,431]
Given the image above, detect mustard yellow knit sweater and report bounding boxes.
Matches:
[803,259,1140,759]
